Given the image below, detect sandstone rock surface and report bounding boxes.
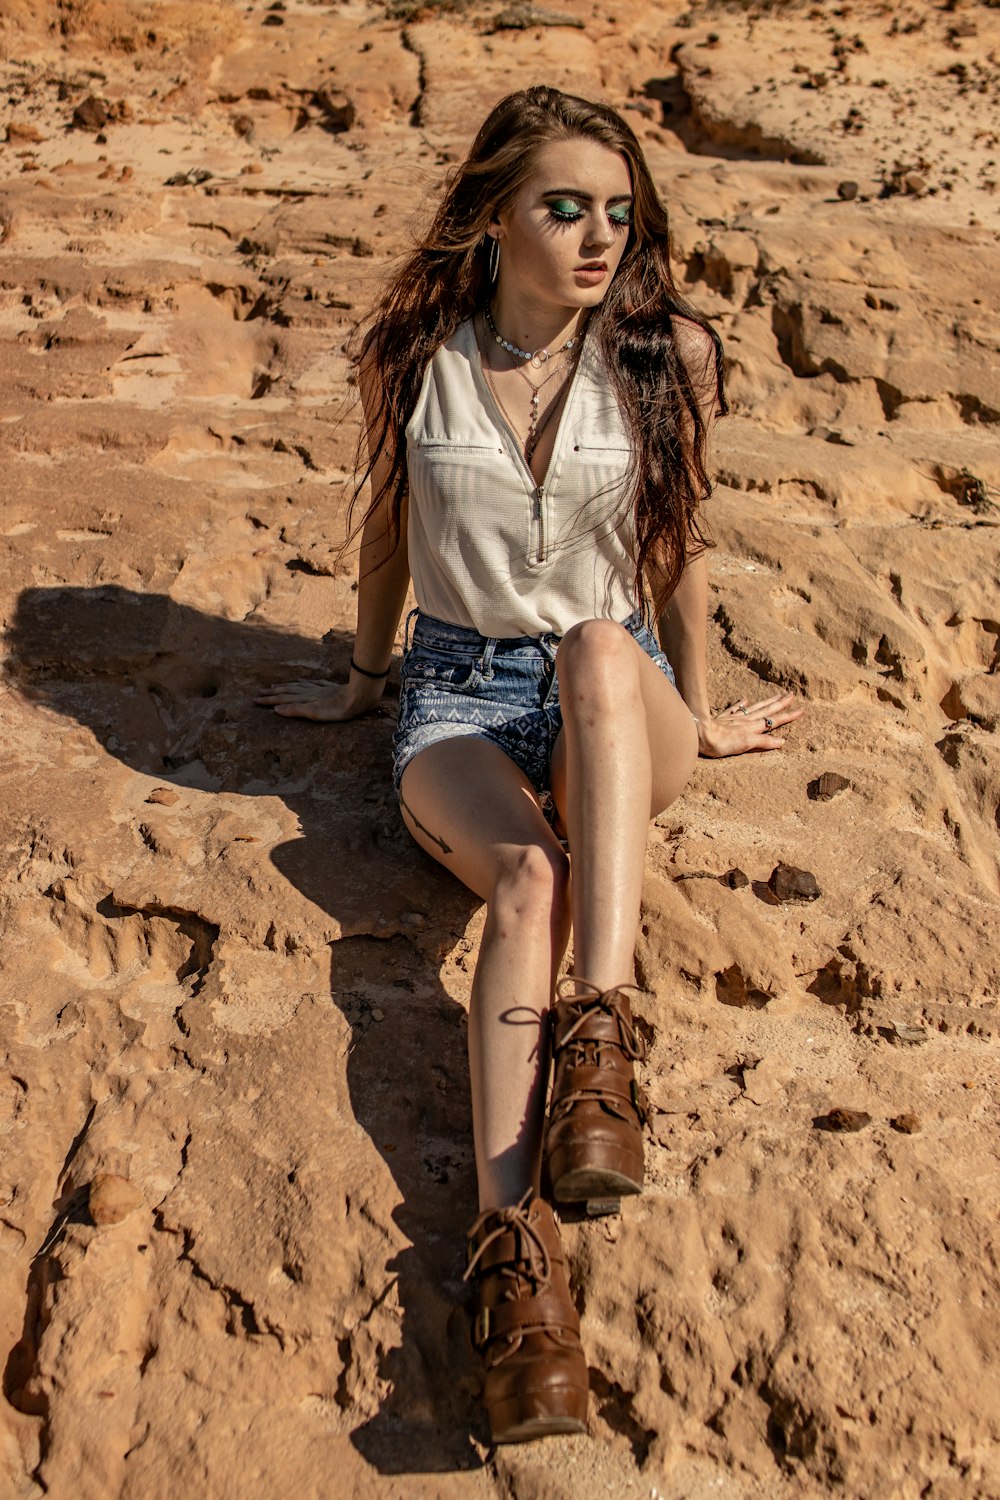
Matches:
[1,1,998,1497]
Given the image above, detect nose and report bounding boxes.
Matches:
[582,211,616,251]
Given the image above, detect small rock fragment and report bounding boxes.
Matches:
[370,1008,385,1022]
[721,867,749,889]
[146,787,180,806]
[72,96,107,131]
[808,772,851,801]
[890,1113,920,1134]
[888,1021,928,1046]
[89,1174,143,1226]
[6,122,44,144]
[816,1107,871,1133]
[768,863,821,903]
[489,3,584,29]
[837,180,859,200]
[903,171,927,196]
[165,168,212,187]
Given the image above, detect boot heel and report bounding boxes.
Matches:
[549,1149,643,1203]
[585,1197,621,1218]
[489,1384,589,1445]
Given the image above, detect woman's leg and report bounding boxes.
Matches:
[550,619,699,988]
[398,737,571,1210]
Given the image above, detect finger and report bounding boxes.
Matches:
[741,694,794,716]
[766,707,804,731]
[273,702,335,721]
[255,683,329,704]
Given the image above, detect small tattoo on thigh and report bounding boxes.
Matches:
[399,792,453,856]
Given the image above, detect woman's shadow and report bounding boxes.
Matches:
[5,582,486,1473]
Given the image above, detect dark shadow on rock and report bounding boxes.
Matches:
[5,583,483,1474]
[642,64,825,165]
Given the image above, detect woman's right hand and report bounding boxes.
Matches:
[254,677,384,722]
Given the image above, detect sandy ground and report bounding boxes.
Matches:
[1,1,998,1496]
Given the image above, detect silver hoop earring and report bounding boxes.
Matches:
[488,236,500,284]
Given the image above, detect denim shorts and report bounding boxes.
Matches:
[392,608,676,795]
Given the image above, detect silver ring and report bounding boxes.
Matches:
[740,707,749,717]
[764,717,773,730]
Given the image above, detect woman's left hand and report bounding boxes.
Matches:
[695,693,803,758]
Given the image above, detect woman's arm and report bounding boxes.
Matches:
[656,550,711,723]
[654,317,802,755]
[656,555,801,756]
[255,357,411,721]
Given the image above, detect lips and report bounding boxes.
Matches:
[575,262,607,271]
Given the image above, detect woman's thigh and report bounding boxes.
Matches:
[549,625,698,824]
[398,735,569,902]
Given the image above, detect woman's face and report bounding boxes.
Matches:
[489,136,633,314]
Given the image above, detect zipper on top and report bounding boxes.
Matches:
[534,485,545,564]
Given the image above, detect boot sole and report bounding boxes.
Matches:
[490,1387,589,1445]
[551,1164,642,1203]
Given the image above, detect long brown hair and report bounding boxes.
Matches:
[352,84,726,608]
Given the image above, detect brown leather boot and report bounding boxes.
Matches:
[545,979,650,1205]
[464,1193,588,1444]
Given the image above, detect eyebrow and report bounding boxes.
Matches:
[542,187,633,204]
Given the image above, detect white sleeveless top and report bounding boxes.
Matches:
[404,319,639,638]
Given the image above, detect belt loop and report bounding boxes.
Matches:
[639,579,653,633]
[480,637,497,679]
[541,631,560,707]
[403,606,420,652]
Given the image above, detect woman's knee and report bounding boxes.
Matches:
[491,841,570,923]
[556,618,641,700]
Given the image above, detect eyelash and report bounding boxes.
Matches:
[546,206,632,232]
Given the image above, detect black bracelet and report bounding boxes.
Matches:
[350,656,390,680]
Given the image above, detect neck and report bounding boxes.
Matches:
[489,287,585,355]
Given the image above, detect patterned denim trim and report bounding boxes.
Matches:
[393,610,675,795]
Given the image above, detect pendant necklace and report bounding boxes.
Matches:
[481,336,577,462]
[512,357,574,459]
[484,301,581,371]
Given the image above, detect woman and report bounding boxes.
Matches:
[258,86,800,1444]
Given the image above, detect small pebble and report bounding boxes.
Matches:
[816,1107,871,1133]
[888,1022,928,1046]
[721,867,749,889]
[146,787,180,806]
[807,771,851,802]
[837,180,859,200]
[72,96,107,131]
[370,1008,385,1022]
[890,1113,920,1134]
[768,863,821,903]
[89,1174,144,1226]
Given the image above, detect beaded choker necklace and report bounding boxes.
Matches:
[484,302,582,369]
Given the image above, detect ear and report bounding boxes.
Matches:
[487,204,510,240]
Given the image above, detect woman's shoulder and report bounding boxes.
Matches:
[669,314,722,420]
[669,314,718,380]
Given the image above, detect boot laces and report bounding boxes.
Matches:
[554,979,646,1062]
[463,1190,551,1291]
